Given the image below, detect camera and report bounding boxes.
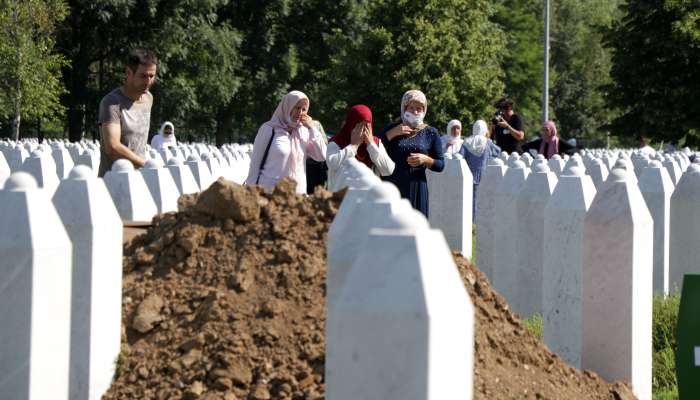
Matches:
[491,111,504,125]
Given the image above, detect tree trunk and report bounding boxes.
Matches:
[216,102,237,147]
[11,109,21,141]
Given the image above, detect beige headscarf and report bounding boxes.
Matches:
[464,120,489,157]
[400,90,427,124]
[264,90,309,179]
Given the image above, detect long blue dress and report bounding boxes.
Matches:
[380,123,445,217]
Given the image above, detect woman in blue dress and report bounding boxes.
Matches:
[380,90,445,217]
[459,119,501,220]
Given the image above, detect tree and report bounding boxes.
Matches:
[493,0,544,138]
[0,0,68,140]
[550,0,621,147]
[319,0,506,133]
[605,0,700,146]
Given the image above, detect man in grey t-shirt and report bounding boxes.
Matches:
[98,49,158,176]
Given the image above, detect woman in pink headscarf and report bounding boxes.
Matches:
[245,91,327,193]
[522,120,577,159]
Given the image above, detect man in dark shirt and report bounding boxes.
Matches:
[491,97,525,154]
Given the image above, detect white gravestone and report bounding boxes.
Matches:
[515,162,558,316]
[613,159,638,184]
[103,159,158,223]
[669,164,700,292]
[52,166,123,400]
[166,157,200,195]
[186,154,214,191]
[427,157,474,257]
[326,173,380,256]
[0,151,10,188]
[475,159,507,280]
[77,149,101,176]
[0,173,72,400]
[201,152,225,181]
[20,150,60,195]
[548,154,565,177]
[587,158,609,191]
[326,211,474,400]
[639,161,674,295]
[7,145,29,171]
[582,168,653,400]
[140,160,180,214]
[51,146,75,180]
[327,182,412,310]
[663,156,681,186]
[543,165,596,368]
[492,160,529,304]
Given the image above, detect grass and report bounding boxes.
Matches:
[652,293,680,397]
[523,313,543,339]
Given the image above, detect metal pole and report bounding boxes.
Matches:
[543,0,550,124]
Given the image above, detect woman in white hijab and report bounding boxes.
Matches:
[151,121,177,150]
[245,90,327,194]
[441,119,463,155]
[459,119,501,219]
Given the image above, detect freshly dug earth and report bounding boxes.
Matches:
[105,177,636,400]
[453,254,636,399]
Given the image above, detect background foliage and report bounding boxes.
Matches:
[0,0,697,148]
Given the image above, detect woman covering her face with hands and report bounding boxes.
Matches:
[326,104,395,189]
[379,89,445,217]
[245,90,327,194]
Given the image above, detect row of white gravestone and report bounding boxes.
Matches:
[473,150,700,400]
[0,167,122,400]
[325,158,475,400]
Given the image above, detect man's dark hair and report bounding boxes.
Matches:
[494,97,514,110]
[127,49,158,72]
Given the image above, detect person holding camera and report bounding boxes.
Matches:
[491,97,525,154]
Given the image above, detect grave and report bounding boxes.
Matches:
[326,209,474,400]
[52,166,123,400]
[475,159,507,280]
[427,155,473,257]
[20,150,60,195]
[166,157,200,195]
[0,173,72,400]
[669,164,700,291]
[582,168,652,400]
[103,159,158,223]
[515,162,557,316]
[639,161,674,295]
[543,165,597,368]
[140,160,180,214]
[186,154,214,191]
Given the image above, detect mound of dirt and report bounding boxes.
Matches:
[105,177,636,400]
[453,254,636,399]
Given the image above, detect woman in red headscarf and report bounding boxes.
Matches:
[326,104,395,189]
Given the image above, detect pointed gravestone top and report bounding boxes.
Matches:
[366,181,401,203]
[144,159,162,170]
[168,157,183,166]
[4,172,38,191]
[112,159,134,173]
[535,154,546,160]
[563,165,585,177]
[532,162,550,173]
[551,154,562,160]
[188,154,201,162]
[511,160,526,170]
[68,165,93,180]
[489,158,505,166]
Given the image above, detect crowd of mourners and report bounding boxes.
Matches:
[242,90,579,218]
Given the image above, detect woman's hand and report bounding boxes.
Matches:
[350,123,364,146]
[387,123,413,141]
[407,153,432,167]
[300,114,314,129]
[361,122,375,145]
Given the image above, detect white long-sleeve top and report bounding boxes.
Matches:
[326,140,395,190]
[245,124,326,194]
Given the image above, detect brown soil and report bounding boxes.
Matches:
[104,177,636,400]
[453,254,636,399]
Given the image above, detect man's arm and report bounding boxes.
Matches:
[102,122,146,168]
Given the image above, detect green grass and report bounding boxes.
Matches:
[523,313,543,339]
[653,293,681,397]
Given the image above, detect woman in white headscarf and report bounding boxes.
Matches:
[441,119,463,155]
[150,121,177,150]
[245,90,327,194]
[459,119,501,219]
